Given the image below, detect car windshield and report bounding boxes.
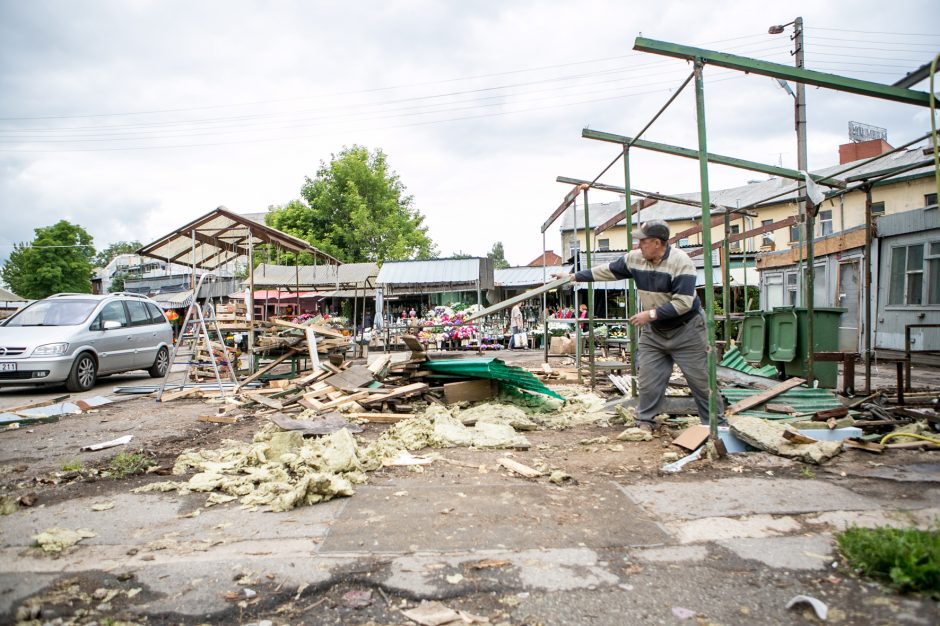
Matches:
[4,299,100,327]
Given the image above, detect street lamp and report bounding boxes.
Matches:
[769,16,816,384]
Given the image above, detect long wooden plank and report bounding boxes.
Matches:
[725,377,806,416]
[272,318,346,338]
[158,387,202,402]
[463,277,571,323]
[2,394,70,414]
[345,412,416,423]
[359,382,429,406]
[235,348,302,390]
[497,457,543,478]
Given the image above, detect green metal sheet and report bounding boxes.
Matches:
[721,386,844,416]
[633,37,932,108]
[425,358,565,401]
[720,345,778,378]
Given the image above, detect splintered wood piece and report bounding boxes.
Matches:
[198,414,238,424]
[782,429,819,445]
[497,457,543,478]
[159,387,202,402]
[247,394,284,410]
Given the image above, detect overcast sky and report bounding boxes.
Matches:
[1,0,938,273]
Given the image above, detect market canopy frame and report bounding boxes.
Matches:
[137,206,340,271]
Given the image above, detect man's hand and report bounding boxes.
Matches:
[551,272,576,282]
[628,310,655,327]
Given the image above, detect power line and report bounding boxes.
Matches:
[807,26,940,37]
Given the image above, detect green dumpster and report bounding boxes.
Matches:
[739,311,767,364]
[783,307,846,388]
[768,307,799,363]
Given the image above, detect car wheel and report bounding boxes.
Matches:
[66,353,97,392]
[148,346,170,378]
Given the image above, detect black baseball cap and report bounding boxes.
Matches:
[635,220,670,242]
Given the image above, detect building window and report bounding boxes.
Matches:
[761,219,774,246]
[728,225,741,251]
[678,238,689,247]
[871,201,885,215]
[786,271,799,305]
[889,243,925,305]
[929,242,940,305]
[927,193,938,209]
[597,238,610,252]
[789,222,801,244]
[820,209,833,236]
[765,273,784,309]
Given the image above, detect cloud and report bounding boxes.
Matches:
[1,0,938,270]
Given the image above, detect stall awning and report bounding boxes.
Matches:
[152,290,194,310]
[138,206,341,271]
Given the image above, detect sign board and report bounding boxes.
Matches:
[848,121,887,143]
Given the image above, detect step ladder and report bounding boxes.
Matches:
[157,273,238,401]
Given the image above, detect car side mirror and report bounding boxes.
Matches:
[102,320,122,330]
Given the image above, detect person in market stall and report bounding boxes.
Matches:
[553,219,722,432]
[578,303,588,332]
[508,302,524,350]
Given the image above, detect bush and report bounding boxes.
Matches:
[836,525,940,597]
[107,453,154,478]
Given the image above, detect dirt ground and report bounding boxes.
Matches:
[1,350,938,625]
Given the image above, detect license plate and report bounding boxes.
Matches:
[0,362,15,372]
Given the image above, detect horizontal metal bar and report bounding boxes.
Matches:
[583,128,845,187]
[634,37,933,108]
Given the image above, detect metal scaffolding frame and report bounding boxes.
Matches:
[542,33,935,440]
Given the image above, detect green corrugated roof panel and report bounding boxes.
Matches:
[721,386,843,416]
[426,358,565,400]
[720,346,780,378]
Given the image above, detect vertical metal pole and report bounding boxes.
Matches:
[793,16,815,384]
[247,234,255,371]
[864,187,873,392]
[583,187,595,388]
[191,230,197,289]
[723,211,732,344]
[694,60,720,438]
[623,148,638,393]
[542,232,549,362]
[573,196,582,383]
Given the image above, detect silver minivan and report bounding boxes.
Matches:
[0,292,173,391]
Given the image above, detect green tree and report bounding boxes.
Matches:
[267,146,437,263]
[109,271,127,293]
[94,240,142,268]
[487,242,510,269]
[1,220,95,298]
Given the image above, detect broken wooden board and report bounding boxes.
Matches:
[782,430,820,445]
[323,365,376,392]
[724,377,806,416]
[497,457,543,478]
[198,414,238,424]
[400,334,427,354]
[359,382,429,406]
[158,387,203,402]
[345,412,416,423]
[246,393,284,410]
[1,394,70,414]
[443,379,496,404]
[271,318,346,338]
[671,424,710,451]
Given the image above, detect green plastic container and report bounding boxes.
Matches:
[768,307,798,362]
[739,311,767,364]
[783,307,846,389]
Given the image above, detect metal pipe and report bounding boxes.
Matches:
[864,186,873,392]
[583,186,596,388]
[623,148,638,391]
[723,211,732,344]
[694,60,720,438]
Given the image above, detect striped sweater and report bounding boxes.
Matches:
[574,246,700,331]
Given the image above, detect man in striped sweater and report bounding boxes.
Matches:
[555,219,722,430]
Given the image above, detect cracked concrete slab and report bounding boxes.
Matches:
[666,514,802,544]
[716,534,835,570]
[319,482,667,553]
[621,477,885,520]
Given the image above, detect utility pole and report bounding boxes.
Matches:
[771,16,814,383]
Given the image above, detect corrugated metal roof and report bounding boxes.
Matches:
[495,265,570,287]
[377,258,487,285]
[252,262,378,288]
[876,206,940,237]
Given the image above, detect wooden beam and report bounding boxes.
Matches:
[725,377,805,416]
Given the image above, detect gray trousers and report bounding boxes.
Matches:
[636,314,723,424]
